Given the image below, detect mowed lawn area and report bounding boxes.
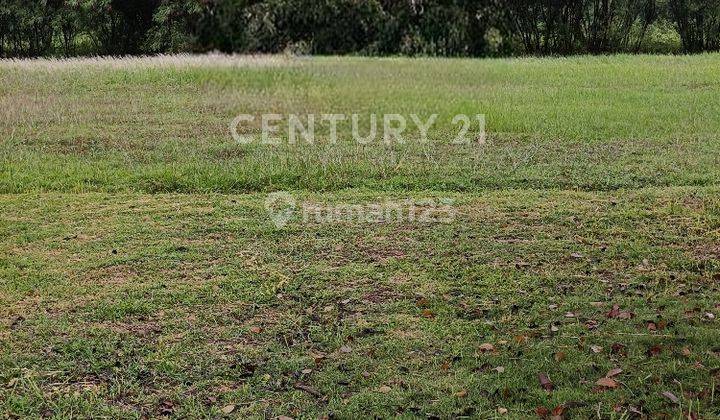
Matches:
[1,55,719,418]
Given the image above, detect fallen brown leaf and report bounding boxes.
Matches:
[606,304,634,319]
[294,383,323,398]
[538,373,553,392]
[617,311,635,319]
[647,344,662,357]
[454,389,468,398]
[661,390,680,404]
[478,343,495,353]
[611,343,627,356]
[221,404,236,414]
[514,335,529,344]
[310,351,327,364]
[606,368,623,378]
[596,377,619,389]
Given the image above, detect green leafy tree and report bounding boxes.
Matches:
[669,0,720,52]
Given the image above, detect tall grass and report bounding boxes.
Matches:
[0,53,298,71]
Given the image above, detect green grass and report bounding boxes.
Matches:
[2,55,720,193]
[1,55,719,418]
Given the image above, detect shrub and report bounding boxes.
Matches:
[638,19,683,54]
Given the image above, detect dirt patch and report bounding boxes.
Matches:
[91,319,163,338]
[338,277,406,306]
[693,243,720,261]
[83,264,140,286]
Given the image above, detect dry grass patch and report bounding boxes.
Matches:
[0,53,300,71]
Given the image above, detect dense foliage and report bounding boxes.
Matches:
[1,0,718,57]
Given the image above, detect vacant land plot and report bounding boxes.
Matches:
[1,55,719,418]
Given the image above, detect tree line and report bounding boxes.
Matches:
[1,0,719,58]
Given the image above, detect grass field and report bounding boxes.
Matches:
[1,54,719,418]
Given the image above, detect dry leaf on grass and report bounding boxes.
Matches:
[611,343,627,356]
[310,351,327,364]
[454,389,468,397]
[596,377,619,389]
[478,343,495,353]
[661,391,680,404]
[606,304,634,319]
[294,383,323,398]
[551,404,566,418]
[647,344,662,357]
[606,368,622,378]
[538,373,553,392]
